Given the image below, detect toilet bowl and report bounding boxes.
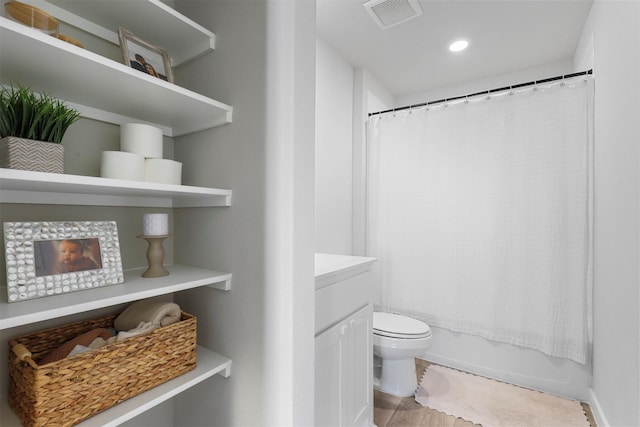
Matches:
[373,312,432,397]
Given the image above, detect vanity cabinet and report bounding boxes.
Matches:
[315,254,377,427]
[0,1,232,426]
[316,304,373,427]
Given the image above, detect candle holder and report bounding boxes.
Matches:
[137,234,171,278]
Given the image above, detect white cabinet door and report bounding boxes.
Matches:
[315,304,373,427]
[344,304,373,426]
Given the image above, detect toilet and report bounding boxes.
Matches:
[373,312,432,397]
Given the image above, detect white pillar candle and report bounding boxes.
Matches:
[100,151,145,181]
[145,158,182,185]
[143,213,169,236]
[120,123,163,158]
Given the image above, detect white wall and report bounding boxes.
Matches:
[314,39,396,257]
[574,1,640,425]
[172,0,316,425]
[315,38,354,255]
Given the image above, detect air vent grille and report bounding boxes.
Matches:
[364,0,423,29]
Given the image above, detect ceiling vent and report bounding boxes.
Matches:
[364,0,423,30]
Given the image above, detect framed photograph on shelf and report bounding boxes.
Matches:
[3,221,124,303]
[118,27,174,83]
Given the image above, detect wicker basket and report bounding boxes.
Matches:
[8,311,197,427]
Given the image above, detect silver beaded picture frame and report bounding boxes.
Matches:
[3,221,124,303]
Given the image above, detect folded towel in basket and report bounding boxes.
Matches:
[114,299,181,332]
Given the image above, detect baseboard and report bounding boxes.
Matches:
[588,388,610,427]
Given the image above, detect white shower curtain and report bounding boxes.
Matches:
[367,77,593,363]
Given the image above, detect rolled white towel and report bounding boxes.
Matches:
[114,299,181,331]
[117,321,155,340]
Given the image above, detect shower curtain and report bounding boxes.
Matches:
[367,76,593,363]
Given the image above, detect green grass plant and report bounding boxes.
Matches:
[0,84,80,144]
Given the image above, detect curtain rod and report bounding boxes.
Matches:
[368,69,593,117]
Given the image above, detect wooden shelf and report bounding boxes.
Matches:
[0,169,231,208]
[35,0,216,66]
[0,345,232,427]
[0,265,232,331]
[0,17,232,137]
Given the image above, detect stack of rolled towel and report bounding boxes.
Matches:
[40,299,182,365]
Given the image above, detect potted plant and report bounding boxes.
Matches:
[0,84,80,173]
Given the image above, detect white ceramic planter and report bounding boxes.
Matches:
[145,158,182,185]
[100,151,145,181]
[120,123,163,158]
[0,137,64,173]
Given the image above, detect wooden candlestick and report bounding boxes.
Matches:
[137,235,171,278]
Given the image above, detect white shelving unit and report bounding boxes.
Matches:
[0,1,233,425]
[0,169,232,208]
[0,16,232,136]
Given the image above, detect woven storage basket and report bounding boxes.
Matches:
[8,311,197,427]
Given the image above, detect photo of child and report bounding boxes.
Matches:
[34,238,102,277]
[56,239,100,273]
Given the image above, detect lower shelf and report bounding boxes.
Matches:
[0,346,231,427]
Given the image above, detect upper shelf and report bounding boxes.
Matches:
[0,169,232,208]
[34,0,216,66]
[0,17,232,137]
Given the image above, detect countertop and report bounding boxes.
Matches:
[315,253,377,289]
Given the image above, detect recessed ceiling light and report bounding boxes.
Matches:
[449,39,469,52]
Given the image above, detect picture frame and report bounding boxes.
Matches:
[118,27,174,83]
[3,221,124,303]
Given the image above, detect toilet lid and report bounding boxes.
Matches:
[373,312,431,339]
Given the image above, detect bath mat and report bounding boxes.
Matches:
[414,364,590,427]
